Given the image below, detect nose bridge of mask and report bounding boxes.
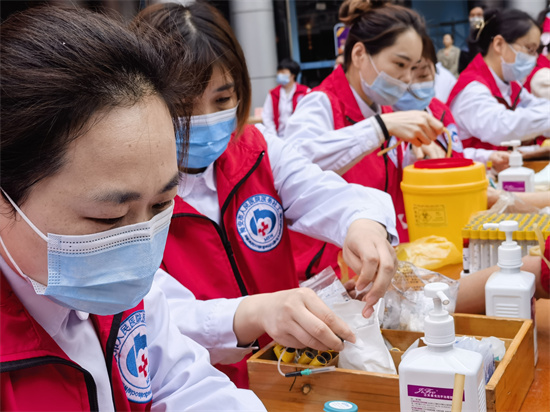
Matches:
[1,188,48,242]
[190,105,238,128]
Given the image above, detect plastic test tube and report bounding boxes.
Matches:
[469,225,480,273]
[462,228,470,276]
[480,228,490,270]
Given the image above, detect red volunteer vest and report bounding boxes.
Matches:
[290,66,407,281]
[270,83,309,133]
[447,53,523,151]
[524,54,550,93]
[427,97,464,158]
[0,271,152,411]
[162,124,297,388]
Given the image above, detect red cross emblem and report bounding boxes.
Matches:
[258,221,269,236]
[138,354,148,378]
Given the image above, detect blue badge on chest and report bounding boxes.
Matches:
[113,310,152,403]
[236,194,284,253]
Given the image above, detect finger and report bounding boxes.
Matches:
[412,144,423,159]
[426,115,444,135]
[417,118,438,144]
[342,245,364,281]
[354,247,380,291]
[361,242,397,317]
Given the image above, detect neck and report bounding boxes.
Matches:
[345,66,374,107]
[484,50,505,82]
[283,81,295,93]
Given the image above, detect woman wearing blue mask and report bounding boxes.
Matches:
[283,0,444,279]
[133,1,399,389]
[0,6,265,411]
[262,58,310,137]
[448,8,550,166]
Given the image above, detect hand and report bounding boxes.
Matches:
[489,151,510,173]
[487,187,502,208]
[411,141,447,160]
[233,288,355,352]
[380,111,444,147]
[342,219,397,318]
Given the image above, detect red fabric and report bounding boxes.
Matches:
[162,124,298,388]
[542,237,550,294]
[428,98,464,159]
[524,54,550,93]
[0,271,150,411]
[447,54,523,151]
[289,66,407,281]
[270,83,309,133]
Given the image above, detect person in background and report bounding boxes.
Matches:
[394,35,464,160]
[133,1,398,389]
[458,4,486,73]
[262,58,310,137]
[437,33,460,77]
[0,6,266,410]
[524,8,550,100]
[448,8,550,170]
[434,61,458,102]
[283,0,444,279]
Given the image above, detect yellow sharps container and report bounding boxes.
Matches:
[401,158,488,253]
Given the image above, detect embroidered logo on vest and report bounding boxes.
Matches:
[236,194,284,252]
[113,310,152,403]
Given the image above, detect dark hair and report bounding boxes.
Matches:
[132,1,251,137]
[339,0,426,72]
[277,58,301,78]
[471,8,538,56]
[1,6,197,209]
[422,35,437,67]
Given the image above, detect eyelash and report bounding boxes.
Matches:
[216,96,231,104]
[91,201,172,225]
[396,62,405,68]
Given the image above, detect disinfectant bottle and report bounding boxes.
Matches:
[498,140,535,192]
[484,220,537,364]
[399,283,486,412]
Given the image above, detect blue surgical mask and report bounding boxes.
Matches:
[393,81,435,111]
[0,189,173,316]
[276,73,291,86]
[360,54,409,106]
[177,105,238,169]
[501,43,537,82]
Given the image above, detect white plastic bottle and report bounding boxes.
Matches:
[484,220,537,363]
[399,283,486,412]
[497,140,535,192]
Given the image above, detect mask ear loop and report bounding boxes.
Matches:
[1,189,48,242]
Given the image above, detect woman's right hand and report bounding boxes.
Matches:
[489,151,510,172]
[380,111,444,147]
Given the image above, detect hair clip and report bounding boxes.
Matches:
[474,16,495,42]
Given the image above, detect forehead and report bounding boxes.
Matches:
[518,25,541,45]
[382,29,422,60]
[207,65,235,91]
[470,7,483,17]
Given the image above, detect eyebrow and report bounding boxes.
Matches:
[394,53,412,62]
[216,82,235,92]
[92,172,180,204]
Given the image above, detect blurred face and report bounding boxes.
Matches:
[0,95,178,284]
[353,29,423,86]
[443,34,453,47]
[411,57,435,84]
[277,68,294,81]
[193,66,238,116]
[494,25,541,64]
[469,7,484,19]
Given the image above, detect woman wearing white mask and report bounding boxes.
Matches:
[0,6,265,411]
[283,0,443,278]
[448,8,550,166]
[261,58,310,137]
[133,1,398,389]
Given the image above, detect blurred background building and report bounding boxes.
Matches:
[2,0,548,114]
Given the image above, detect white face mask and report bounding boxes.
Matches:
[501,43,537,82]
[360,54,409,106]
[0,189,173,315]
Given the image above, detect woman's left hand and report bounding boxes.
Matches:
[342,219,397,318]
[412,141,446,160]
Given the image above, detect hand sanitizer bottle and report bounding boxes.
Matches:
[484,220,537,363]
[399,283,486,412]
[497,140,535,192]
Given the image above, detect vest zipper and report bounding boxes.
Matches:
[1,356,99,411]
[172,151,266,297]
[105,312,124,409]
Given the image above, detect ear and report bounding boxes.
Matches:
[351,42,367,70]
[492,34,506,56]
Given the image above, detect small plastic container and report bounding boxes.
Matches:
[323,400,358,412]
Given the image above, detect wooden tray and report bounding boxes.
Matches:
[247,314,534,412]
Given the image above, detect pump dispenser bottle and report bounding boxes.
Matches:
[399,283,486,412]
[484,220,537,363]
[498,140,535,192]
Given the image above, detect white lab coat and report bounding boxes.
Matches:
[262,84,309,138]
[179,125,398,246]
[449,66,550,164]
[435,62,457,103]
[0,257,266,411]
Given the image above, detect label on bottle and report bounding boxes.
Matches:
[501,181,525,192]
[406,385,464,411]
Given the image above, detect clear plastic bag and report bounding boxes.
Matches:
[382,261,459,332]
[299,266,351,310]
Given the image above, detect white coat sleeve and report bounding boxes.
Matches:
[261,94,277,137]
[264,131,398,246]
[152,269,253,365]
[462,147,493,164]
[450,81,550,145]
[143,276,266,411]
[282,91,384,172]
[529,68,550,100]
